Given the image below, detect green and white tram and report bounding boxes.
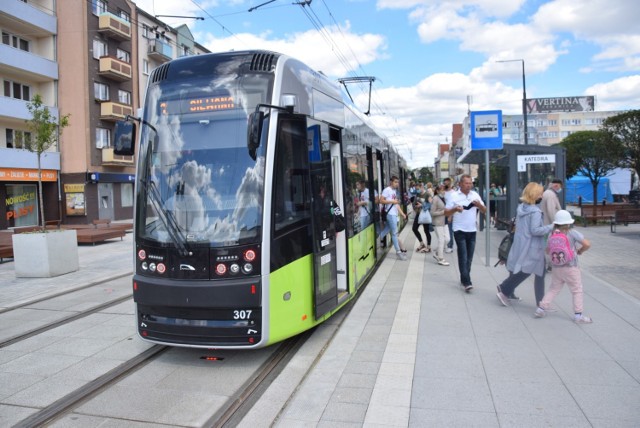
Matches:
[114,50,408,348]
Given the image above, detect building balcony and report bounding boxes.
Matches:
[98,12,131,41]
[100,102,133,121]
[147,39,173,63]
[0,44,57,81]
[0,96,59,122]
[98,57,132,81]
[101,147,134,165]
[1,0,56,35]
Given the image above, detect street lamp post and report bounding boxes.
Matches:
[497,59,528,145]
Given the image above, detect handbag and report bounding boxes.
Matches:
[418,208,432,224]
[381,205,390,222]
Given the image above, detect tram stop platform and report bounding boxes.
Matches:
[243,221,640,427]
[1,222,639,427]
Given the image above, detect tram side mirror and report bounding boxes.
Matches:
[113,120,136,156]
[247,110,264,161]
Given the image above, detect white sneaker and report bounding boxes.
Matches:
[396,251,407,261]
[437,259,450,266]
[445,248,454,253]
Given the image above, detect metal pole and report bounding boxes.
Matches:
[521,60,528,145]
[485,149,490,266]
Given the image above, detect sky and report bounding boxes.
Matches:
[134,0,640,169]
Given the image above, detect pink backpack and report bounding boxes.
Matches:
[547,230,575,266]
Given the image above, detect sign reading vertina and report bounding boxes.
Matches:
[527,96,595,113]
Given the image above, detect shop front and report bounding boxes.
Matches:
[1,167,59,230]
[61,171,134,225]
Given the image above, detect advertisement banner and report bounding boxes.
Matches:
[526,96,595,113]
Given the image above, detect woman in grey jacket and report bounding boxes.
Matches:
[430,184,450,265]
[496,182,554,306]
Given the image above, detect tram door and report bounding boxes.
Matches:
[308,122,344,319]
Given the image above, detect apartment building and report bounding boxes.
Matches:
[56,0,137,225]
[0,0,59,229]
[56,1,209,226]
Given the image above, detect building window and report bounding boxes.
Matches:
[6,184,38,227]
[118,89,131,105]
[121,183,134,207]
[142,24,150,38]
[2,31,30,52]
[92,0,107,15]
[4,80,31,101]
[118,10,130,22]
[116,48,130,63]
[5,129,31,149]
[548,119,557,126]
[96,127,111,149]
[181,44,190,56]
[93,39,108,59]
[142,59,149,75]
[94,82,109,101]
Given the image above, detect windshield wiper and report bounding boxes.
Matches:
[142,179,192,257]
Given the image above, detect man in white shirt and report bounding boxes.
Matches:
[444,174,487,292]
[378,176,408,260]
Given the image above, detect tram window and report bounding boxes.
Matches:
[273,118,310,232]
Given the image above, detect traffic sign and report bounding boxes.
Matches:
[471,110,503,150]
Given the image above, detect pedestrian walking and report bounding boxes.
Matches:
[378,176,408,260]
[541,178,563,225]
[496,182,554,306]
[535,210,593,323]
[443,177,455,253]
[430,183,450,265]
[412,183,432,253]
[444,174,486,291]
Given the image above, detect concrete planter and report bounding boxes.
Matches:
[12,229,79,277]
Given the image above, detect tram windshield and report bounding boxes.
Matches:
[137,75,270,248]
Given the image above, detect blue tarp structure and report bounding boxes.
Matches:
[565,175,612,204]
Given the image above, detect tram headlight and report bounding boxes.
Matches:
[230,263,240,274]
[242,263,253,274]
[138,249,146,260]
[215,263,227,276]
[141,261,148,270]
[149,263,157,272]
[243,249,257,262]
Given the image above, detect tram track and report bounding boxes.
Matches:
[0,293,133,349]
[0,272,132,315]
[13,344,169,428]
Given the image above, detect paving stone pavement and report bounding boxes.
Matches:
[1,223,639,427]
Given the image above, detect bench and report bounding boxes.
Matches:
[579,204,630,226]
[76,219,126,245]
[0,231,14,262]
[610,209,640,233]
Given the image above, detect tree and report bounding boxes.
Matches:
[601,109,640,175]
[556,130,624,217]
[22,94,70,231]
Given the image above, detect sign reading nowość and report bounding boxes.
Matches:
[517,154,556,172]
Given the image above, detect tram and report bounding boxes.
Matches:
[114,50,408,348]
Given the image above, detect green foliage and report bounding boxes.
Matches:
[24,94,70,155]
[601,109,640,175]
[22,94,70,230]
[556,130,624,211]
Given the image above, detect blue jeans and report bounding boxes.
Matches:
[446,217,454,249]
[454,231,476,286]
[379,214,401,252]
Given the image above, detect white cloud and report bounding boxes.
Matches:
[200,22,387,76]
[586,75,640,110]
